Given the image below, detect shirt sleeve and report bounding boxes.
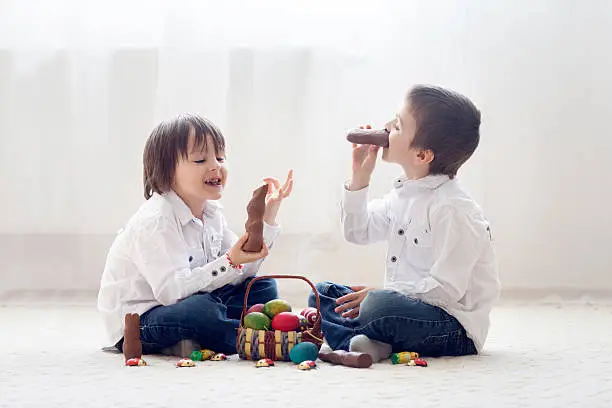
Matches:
[131,215,243,306]
[410,206,485,303]
[340,184,391,245]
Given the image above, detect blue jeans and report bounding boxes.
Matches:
[118,278,278,355]
[308,282,477,357]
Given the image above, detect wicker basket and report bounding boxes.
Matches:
[236,275,324,361]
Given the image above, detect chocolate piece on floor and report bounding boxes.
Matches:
[318,349,373,369]
[123,313,142,362]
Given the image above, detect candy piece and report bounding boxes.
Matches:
[123,313,142,363]
[318,349,373,369]
[200,349,215,360]
[176,358,196,367]
[407,360,416,366]
[289,342,319,364]
[242,184,268,252]
[125,358,147,367]
[297,360,317,370]
[256,358,275,368]
[190,350,203,361]
[391,351,419,365]
[346,128,389,147]
[211,353,227,361]
[413,358,428,367]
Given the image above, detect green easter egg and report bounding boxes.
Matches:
[244,312,272,330]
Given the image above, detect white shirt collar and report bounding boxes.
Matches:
[392,174,450,195]
[164,190,223,225]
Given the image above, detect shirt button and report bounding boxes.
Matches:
[211,270,218,277]
[398,229,405,236]
[414,238,419,244]
[189,256,193,262]
[219,266,227,273]
[390,256,397,263]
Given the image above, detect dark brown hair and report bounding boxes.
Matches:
[408,85,481,178]
[143,113,226,199]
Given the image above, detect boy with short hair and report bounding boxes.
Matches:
[310,85,500,361]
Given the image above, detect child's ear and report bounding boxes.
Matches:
[417,149,434,164]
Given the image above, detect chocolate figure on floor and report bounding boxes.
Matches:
[122,313,142,362]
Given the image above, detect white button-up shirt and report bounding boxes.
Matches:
[341,174,500,351]
[97,190,280,345]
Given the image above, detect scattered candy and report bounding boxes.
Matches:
[210,353,227,361]
[200,349,216,360]
[391,351,420,365]
[406,359,416,366]
[125,358,147,367]
[190,350,203,361]
[256,358,275,368]
[176,358,196,367]
[297,360,317,370]
[413,358,428,367]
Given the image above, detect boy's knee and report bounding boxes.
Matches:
[181,293,223,324]
[307,281,330,307]
[248,278,279,300]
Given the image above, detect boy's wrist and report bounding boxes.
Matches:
[348,176,370,191]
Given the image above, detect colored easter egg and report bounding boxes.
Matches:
[289,342,319,364]
[297,315,308,332]
[271,312,300,332]
[263,299,292,319]
[246,303,265,315]
[300,307,318,326]
[244,312,271,330]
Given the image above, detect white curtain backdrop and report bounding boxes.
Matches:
[1,0,612,300]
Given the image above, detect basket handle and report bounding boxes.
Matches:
[239,275,322,336]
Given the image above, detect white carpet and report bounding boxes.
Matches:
[1,300,611,408]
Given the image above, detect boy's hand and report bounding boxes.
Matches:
[262,169,293,226]
[334,285,374,319]
[227,233,269,265]
[349,125,380,191]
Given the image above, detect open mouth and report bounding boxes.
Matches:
[205,177,222,187]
